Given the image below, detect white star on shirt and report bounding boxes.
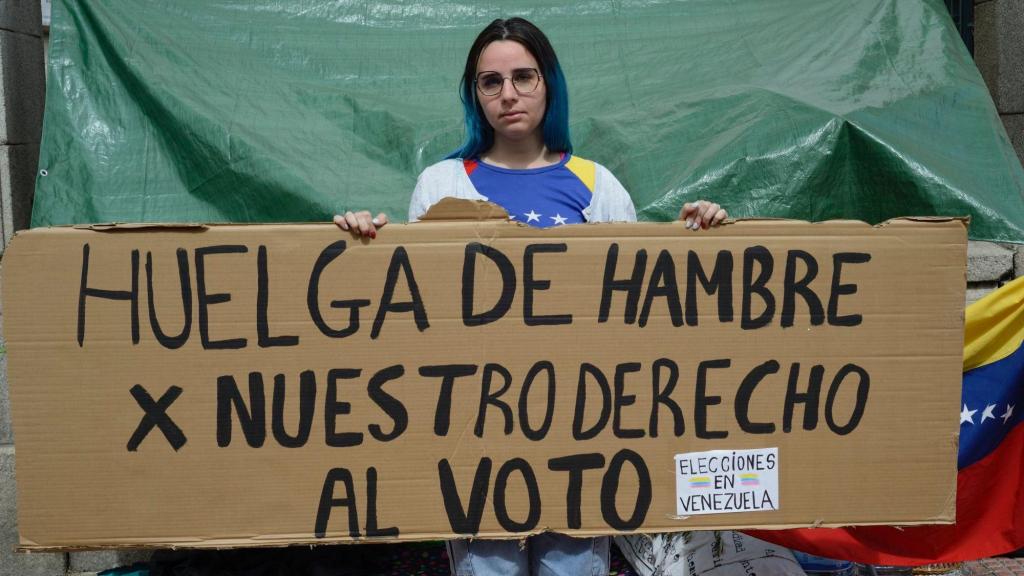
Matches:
[1002,404,1015,425]
[550,214,567,225]
[509,214,516,219]
[980,404,997,423]
[524,210,541,223]
[960,404,977,425]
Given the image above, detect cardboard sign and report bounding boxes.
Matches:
[3,217,966,550]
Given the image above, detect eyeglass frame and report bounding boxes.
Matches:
[474,68,544,97]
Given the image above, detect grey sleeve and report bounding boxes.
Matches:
[407,172,433,222]
[407,161,456,222]
[407,160,485,222]
[592,164,638,223]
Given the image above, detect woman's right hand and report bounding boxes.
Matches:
[679,201,727,231]
[333,211,388,239]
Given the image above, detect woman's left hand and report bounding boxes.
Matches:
[680,200,727,231]
[333,210,389,239]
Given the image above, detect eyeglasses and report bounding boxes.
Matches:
[475,68,543,97]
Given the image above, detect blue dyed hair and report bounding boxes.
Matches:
[446,18,572,160]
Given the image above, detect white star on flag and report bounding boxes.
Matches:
[980,404,997,423]
[960,403,977,425]
[1002,404,1015,424]
[551,214,567,225]
[524,210,541,223]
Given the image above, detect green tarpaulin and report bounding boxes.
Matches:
[33,0,1024,242]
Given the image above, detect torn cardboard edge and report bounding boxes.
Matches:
[18,517,956,552]
[42,198,969,231]
[418,197,512,221]
[60,198,509,231]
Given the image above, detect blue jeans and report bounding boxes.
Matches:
[447,534,609,575]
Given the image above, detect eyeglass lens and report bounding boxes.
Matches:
[477,69,540,96]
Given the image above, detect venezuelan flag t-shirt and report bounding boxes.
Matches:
[463,154,597,228]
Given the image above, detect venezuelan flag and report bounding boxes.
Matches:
[747,275,1024,564]
[690,477,712,488]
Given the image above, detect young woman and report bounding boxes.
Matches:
[336,17,726,575]
[334,18,726,235]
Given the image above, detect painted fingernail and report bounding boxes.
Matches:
[369,229,376,239]
[685,219,692,227]
[372,218,381,226]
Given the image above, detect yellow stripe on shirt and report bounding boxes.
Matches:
[564,155,596,193]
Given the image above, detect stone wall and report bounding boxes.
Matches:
[975,0,1024,166]
[0,0,44,252]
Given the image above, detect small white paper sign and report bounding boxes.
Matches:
[675,448,780,516]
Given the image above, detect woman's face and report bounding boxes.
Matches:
[475,40,547,146]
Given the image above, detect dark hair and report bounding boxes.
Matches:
[446,17,572,159]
